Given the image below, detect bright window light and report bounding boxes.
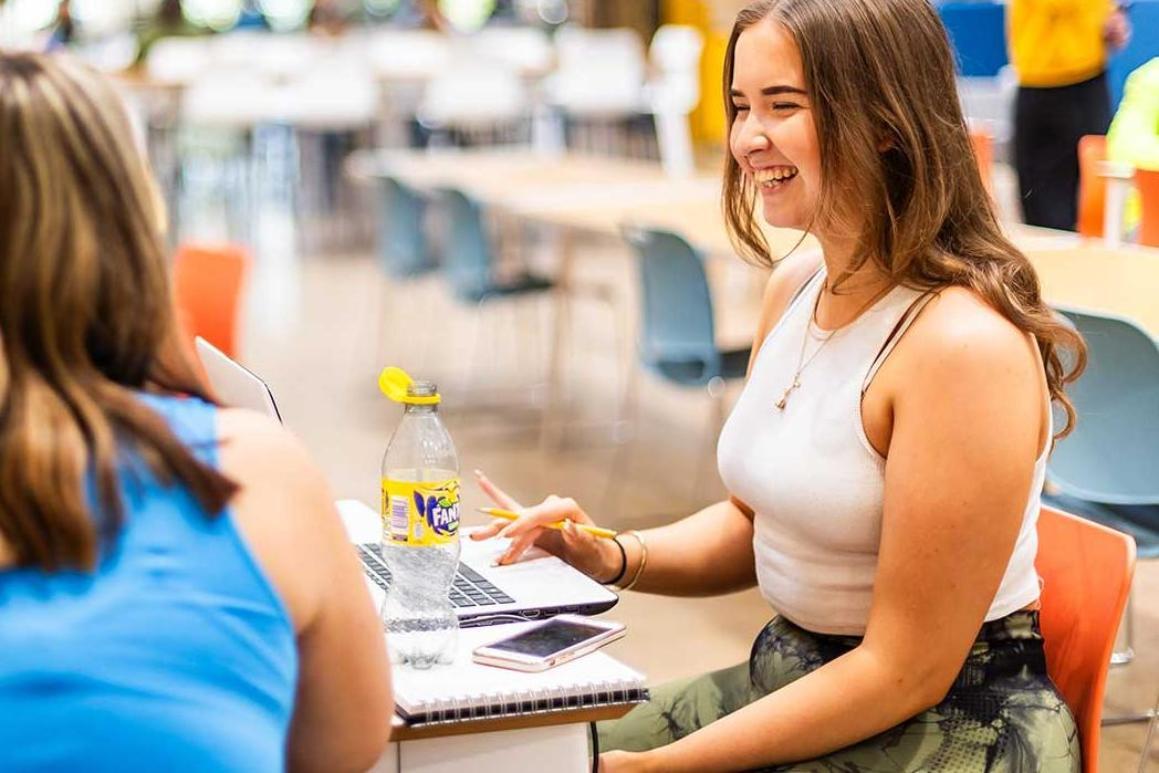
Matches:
[72,0,135,35]
[10,0,60,35]
[258,0,312,32]
[184,0,243,30]
[438,0,496,33]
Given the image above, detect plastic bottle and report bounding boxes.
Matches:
[379,373,461,669]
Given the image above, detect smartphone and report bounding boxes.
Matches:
[472,615,627,672]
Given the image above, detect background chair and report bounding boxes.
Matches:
[1138,168,1159,248]
[1037,505,1136,773]
[644,24,705,178]
[437,188,553,305]
[1077,135,1108,239]
[373,176,439,365]
[968,125,994,198]
[434,188,554,400]
[616,228,750,500]
[546,26,648,156]
[417,54,530,148]
[172,242,249,359]
[1044,308,1159,709]
[1141,690,1159,773]
[376,176,436,280]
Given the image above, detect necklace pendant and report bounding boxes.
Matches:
[775,382,796,410]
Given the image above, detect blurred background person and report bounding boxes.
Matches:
[134,0,207,67]
[1108,56,1159,171]
[0,52,392,773]
[43,0,76,52]
[235,0,272,31]
[1009,0,1131,230]
[308,0,352,36]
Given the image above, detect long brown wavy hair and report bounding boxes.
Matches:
[722,0,1085,437]
[0,53,237,572]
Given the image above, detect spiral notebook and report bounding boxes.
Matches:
[393,622,649,726]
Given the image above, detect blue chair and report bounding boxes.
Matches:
[1045,307,1159,720]
[436,187,553,303]
[616,227,750,500]
[627,227,750,388]
[376,176,437,280]
[433,187,555,401]
[373,176,441,366]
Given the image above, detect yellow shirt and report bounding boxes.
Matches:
[1008,0,1113,87]
[1108,58,1159,170]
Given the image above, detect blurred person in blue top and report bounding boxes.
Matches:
[0,52,392,773]
[43,0,77,52]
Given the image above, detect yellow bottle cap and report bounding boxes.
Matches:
[378,367,441,405]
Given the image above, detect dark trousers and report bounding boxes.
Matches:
[1014,72,1112,231]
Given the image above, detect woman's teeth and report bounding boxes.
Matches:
[753,166,799,188]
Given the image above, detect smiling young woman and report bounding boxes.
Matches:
[472,1,1087,771]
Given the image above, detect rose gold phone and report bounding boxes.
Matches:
[471,615,627,672]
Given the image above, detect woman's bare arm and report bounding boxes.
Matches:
[624,291,1045,771]
[220,410,393,773]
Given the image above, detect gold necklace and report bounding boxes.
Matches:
[775,278,894,411]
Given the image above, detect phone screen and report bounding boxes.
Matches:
[486,620,611,658]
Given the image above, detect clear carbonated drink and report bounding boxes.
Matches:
[380,378,460,669]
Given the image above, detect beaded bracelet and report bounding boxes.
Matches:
[600,535,629,586]
[615,530,648,592]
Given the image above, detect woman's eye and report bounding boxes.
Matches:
[772,102,800,111]
[733,104,749,113]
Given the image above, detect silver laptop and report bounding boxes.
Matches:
[194,337,619,628]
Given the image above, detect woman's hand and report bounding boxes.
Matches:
[471,470,623,583]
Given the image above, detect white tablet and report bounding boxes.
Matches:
[194,337,282,422]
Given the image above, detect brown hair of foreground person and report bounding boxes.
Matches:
[0,52,236,572]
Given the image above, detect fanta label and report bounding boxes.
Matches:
[381,478,461,547]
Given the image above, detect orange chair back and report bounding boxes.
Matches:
[171,243,249,359]
[1137,168,1159,247]
[1036,505,1136,773]
[969,127,994,198]
[1076,135,1108,238]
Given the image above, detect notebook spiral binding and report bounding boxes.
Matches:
[406,677,649,725]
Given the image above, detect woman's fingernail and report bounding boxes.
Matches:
[473,469,484,478]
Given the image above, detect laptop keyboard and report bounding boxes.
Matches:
[356,544,516,609]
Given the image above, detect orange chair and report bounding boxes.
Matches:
[1076,135,1108,238]
[171,243,249,359]
[1037,505,1137,773]
[1137,168,1159,248]
[969,127,994,198]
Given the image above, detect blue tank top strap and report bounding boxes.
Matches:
[132,393,294,625]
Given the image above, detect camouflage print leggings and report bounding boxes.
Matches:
[599,611,1080,771]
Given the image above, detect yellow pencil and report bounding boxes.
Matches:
[477,507,619,540]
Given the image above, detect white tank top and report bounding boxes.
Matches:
[717,269,1046,636]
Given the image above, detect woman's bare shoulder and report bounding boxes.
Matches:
[893,284,1044,403]
[214,407,339,630]
[908,285,1037,358]
[751,248,825,356]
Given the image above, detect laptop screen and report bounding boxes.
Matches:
[194,337,282,423]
